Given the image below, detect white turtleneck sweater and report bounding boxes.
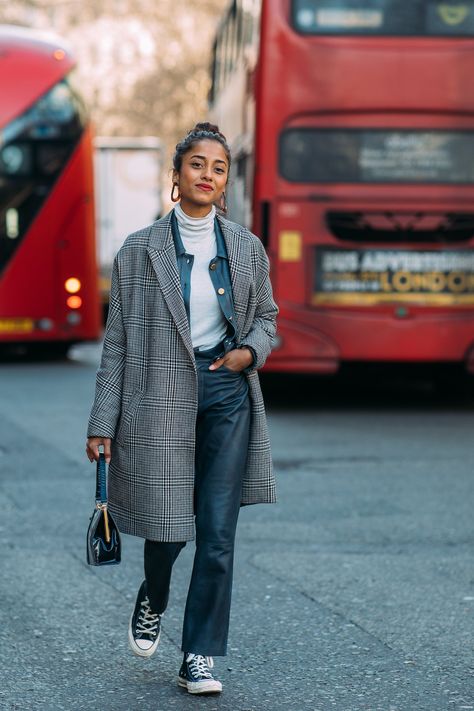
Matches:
[174,202,227,350]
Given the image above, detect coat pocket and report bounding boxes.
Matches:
[115,390,143,445]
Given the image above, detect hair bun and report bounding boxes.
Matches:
[191,122,226,142]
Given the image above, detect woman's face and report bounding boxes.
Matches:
[173,139,229,215]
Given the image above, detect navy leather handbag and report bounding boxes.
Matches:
[86,452,121,566]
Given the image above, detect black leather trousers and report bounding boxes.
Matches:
[144,343,251,657]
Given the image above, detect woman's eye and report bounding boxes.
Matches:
[191,162,202,168]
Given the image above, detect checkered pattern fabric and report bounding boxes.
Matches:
[87,210,279,542]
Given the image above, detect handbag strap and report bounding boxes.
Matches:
[95,452,107,505]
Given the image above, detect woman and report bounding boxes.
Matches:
[86,123,278,695]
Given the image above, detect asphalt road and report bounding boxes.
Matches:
[0,345,473,711]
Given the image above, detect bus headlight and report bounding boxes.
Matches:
[65,277,81,293]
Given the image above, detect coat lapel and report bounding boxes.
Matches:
[146,214,195,363]
[217,216,251,340]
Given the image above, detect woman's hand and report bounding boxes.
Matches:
[86,437,112,463]
[208,347,253,372]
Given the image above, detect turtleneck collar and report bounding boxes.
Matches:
[174,202,216,234]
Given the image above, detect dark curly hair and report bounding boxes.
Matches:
[173,122,232,177]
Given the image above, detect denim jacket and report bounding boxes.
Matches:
[171,209,255,367]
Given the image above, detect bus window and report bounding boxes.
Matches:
[279,129,474,183]
[291,0,474,36]
[0,77,86,273]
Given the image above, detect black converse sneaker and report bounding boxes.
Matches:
[177,653,222,694]
[128,580,161,657]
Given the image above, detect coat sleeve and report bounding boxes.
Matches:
[238,236,278,370]
[87,255,126,438]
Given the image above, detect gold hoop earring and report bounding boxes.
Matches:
[219,192,227,213]
[171,183,181,202]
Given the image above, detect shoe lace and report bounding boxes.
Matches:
[187,654,214,678]
[137,597,160,637]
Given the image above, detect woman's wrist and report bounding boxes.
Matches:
[240,348,253,366]
[238,345,256,368]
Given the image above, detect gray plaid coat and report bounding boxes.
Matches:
[87,210,278,542]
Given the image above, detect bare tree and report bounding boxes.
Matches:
[1,0,224,172]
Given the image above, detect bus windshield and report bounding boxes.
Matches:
[0,76,86,272]
[292,0,474,36]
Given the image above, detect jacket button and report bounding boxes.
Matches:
[209,263,216,270]
[217,287,225,295]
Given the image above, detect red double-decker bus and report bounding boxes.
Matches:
[210,0,474,374]
[0,25,100,355]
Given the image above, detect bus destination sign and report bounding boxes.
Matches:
[314,248,474,305]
